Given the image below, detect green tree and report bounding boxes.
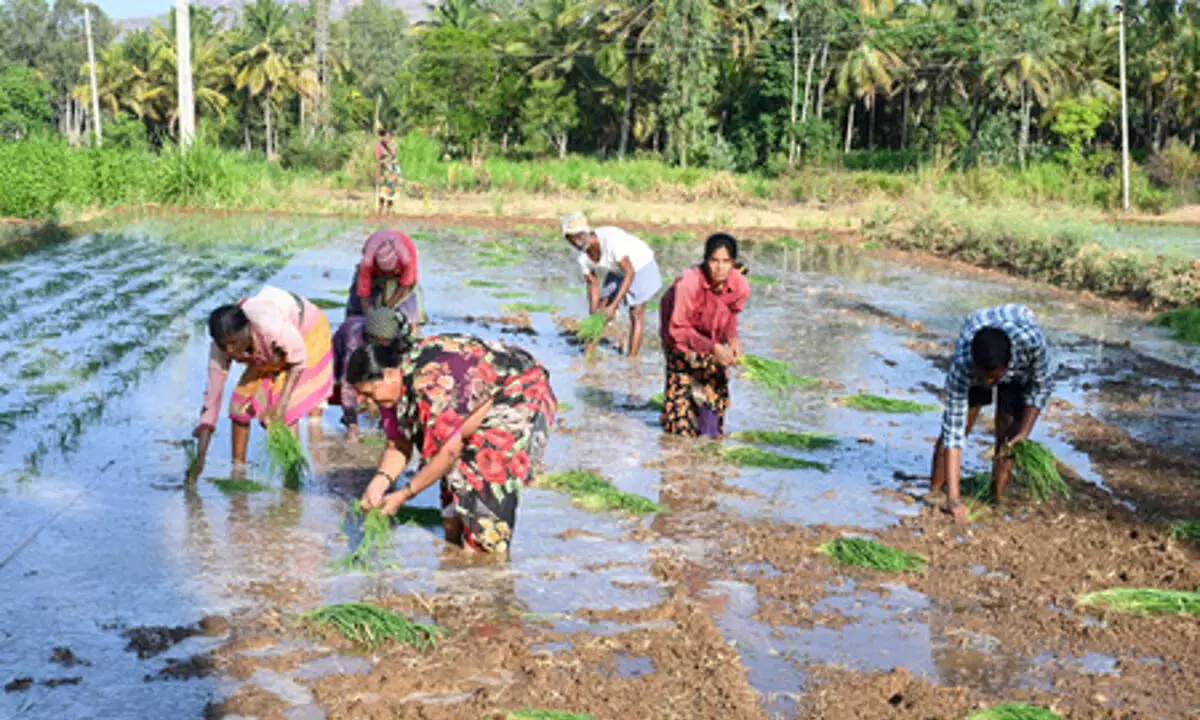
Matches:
[655,0,718,167]
[833,0,904,153]
[344,0,411,130]
[0,66,54,139]
[519,77,579,158]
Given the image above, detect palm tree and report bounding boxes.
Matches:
[833,0,904,153]
[151,7,234,132]
[232,0,315,158]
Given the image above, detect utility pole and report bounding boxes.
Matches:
[1117,2,1130,212]
[316,0,330,136]
[176,0,195,147]
[788,0,799,167]
[84,7,102,146]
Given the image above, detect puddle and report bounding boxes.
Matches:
[1,219,1196,718]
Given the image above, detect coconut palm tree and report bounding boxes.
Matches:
[232,0,315,158]
[833,0,904,153]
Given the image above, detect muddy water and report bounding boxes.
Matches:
[1,220,1197,719]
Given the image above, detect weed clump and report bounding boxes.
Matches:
[575,311,608,342]
[729,429,837,450]
[1167,519,1200,541]
[265,423,308,490]
[714,445,829,471]
[301,603,445,651]
[537,470,660,515]
[841,393,940,413]
[1076,588,1200,616]
[819,537,927,572]
[967,704,1064,720]
[1010,440,1070,502]
[1150,307,1200,344]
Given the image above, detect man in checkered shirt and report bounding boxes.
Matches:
[930,304,1053,522]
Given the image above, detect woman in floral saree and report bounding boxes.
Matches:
[347,325,556,553]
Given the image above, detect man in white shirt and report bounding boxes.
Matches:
[562,211,662,358]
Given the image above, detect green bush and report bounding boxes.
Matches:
[281,132,358,173]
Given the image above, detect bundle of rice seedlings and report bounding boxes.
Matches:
[819,537,927,572]
[502,303,560,314]
[1167,519,1200,541]
[265,422,309,490]
[729,429,837,450]
[309,298,345,310]
[466,279,506,288]
[748,275,778,285]
[301,602,445,651]
[1150,307,1200,344]
[1076,588,1200,616]
[1010,440,1070,502]
[537,470,660,515]
[647,392,665,410]
[507,710,597,720]
[332,501,398,571]
[716,445,829,472]
[961,471,995,503]
[967,704,1064,720]
[840,393,940,414]
[575,312,608,342]
[740,355,819,397]
[210,477,270,494]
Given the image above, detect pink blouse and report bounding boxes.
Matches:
[199,286,320,427]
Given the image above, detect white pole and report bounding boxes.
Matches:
[1118,2,1130,213]
[84,7,102,146]
[176,0,195,147]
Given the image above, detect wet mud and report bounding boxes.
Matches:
[1,217,1198,719]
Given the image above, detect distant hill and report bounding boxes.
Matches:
[116,0,427,33]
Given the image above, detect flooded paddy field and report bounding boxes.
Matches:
[1,216,1198,720]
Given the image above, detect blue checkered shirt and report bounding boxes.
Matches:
[940,304,1052,449]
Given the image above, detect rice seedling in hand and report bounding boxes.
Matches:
[502,303,560,314]
[841,393,940,413]
[265,422,308,490]
[575,312,608,343]
[715,445,829,471]
[1168,519,1200,541]
[967,704,1064,720]
[537,470,660,515]
[647,392,665,410]
[1076,588,1200,616]
[739,355,819,398]
[332,501,398,571]
[507,710,597,720]
[210,477,270,494]
[819,537,927,572]
[184,439,198,476]
[1009,440,1070,501]
[301,603,445,651]
[729,429,837,450]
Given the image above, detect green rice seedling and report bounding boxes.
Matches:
[30,380,71,397]
[647,392,665,410]
[1076,588,1200,616]
[840,393,940,414]
[1168,519,1200,541]
[310,298,345,310]
[715,445,829,471]
[466,279,506,288]
[329,289,350,296]
[556,402,574,412]
[502,303,560,314]
[394,506,444,527]
[740,355,819,397]
[1150,307,1200,344]
[301,603,445,651]
[184,439,198,477]
[729,429,837,450]
[1010,440,1070,502]
[961,471,995,503]
[265,422,308,490]
[967,704,1064,720]
[491,291,532,299]
[359,432,388,448]
[210,477,270,494]
[507,710,597,720]
[819,537,927,573]
[537,470,660,515]
[748,275,778,285]
[575,311,608,342]
[332,501,398,571]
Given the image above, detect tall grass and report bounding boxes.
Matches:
[1151,308,1200,344]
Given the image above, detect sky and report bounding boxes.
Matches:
[94,0,172,20]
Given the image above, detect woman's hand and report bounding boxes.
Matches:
[380,489,410,516]
[361,472,392,509]
[729,338,743,360]
[346,423,360,443]
[712,343,736,367]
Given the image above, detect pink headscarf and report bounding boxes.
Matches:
[364,229,418,286]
